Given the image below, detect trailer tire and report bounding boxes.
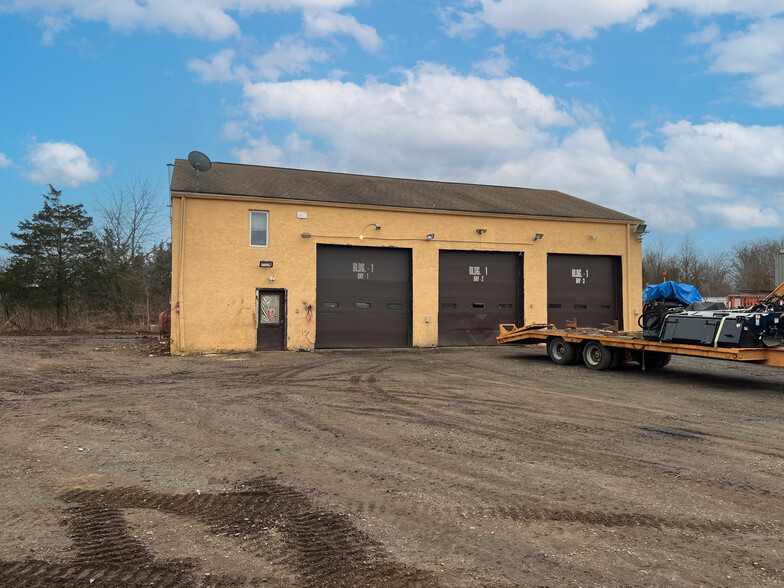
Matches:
[635,350,671,370]
[582,340,613,371]
[547,337,576,365]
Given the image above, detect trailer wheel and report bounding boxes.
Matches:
[582,340,613,370]
[634,350,671,370]
[547,337,576,365]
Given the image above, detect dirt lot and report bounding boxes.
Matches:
[0,334,782,587]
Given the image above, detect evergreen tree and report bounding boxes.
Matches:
[1,185,101,328]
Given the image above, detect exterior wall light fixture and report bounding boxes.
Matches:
[476,228,487,234]
[590,234,598,239]
[426,233,435,241]
[301,232,312,238]
[534,233,544,241]
[359,222,381,240]
[633,223,647,234]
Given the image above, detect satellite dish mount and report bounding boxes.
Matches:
[187,151,212,190]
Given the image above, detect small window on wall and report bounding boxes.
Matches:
[250,211,268,247]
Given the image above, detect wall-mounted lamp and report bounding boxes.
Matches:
[534,233,544,241]
[301,232,312,238]
[268,276,276,282]
[590,234,598,239]
[359,222,381,240]
[633,223,647,234]
[476,228,487,234]
[259,260,274,268]
[426,233,435,241]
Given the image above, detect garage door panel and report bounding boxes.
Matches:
[547,254,621,329]
[317,245,412,348]
[438,251,523,346]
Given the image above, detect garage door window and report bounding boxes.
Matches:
[250,211,268,247]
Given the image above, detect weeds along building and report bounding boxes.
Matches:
[169,158,645,353]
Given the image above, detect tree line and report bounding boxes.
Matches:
[0,181,171,331]
[642,234,784,297]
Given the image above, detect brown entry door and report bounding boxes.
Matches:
[438,251,523,346]
[257,289,286,351]
[547,254,622,329]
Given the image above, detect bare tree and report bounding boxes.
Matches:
[95,176,169,327]
[672,236,704,287]
[642,235,672,286]
[729,237,784,291]
[97,176,164,258]
[700,250,733,296]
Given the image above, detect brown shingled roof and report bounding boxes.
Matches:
[170,159,641,223]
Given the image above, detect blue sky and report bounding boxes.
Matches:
[1,0,783,254]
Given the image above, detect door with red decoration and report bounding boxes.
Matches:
[256,289,286,351]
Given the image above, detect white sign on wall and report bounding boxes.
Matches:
[572,268,589,284]
[469,265,489,282]
[352,262,375,280]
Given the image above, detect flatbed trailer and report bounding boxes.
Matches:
[496,323,784,370]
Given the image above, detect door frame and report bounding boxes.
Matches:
[256,288,287,351]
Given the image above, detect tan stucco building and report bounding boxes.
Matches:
[169,159,644,354]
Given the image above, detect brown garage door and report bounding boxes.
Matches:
[547,254,622,329]
[439,250,523,346]
[316,245,412,348]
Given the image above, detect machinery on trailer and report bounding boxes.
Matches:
[496,281,784,371]
[639,280,784,349]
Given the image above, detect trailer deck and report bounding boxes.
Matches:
[497,324,784,368]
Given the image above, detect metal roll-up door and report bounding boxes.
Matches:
[316,245,412,348]
[547,254,622,329]
[438,250,523,346]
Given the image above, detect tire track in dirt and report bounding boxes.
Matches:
[0,560,196,588]
[1,477,440,588]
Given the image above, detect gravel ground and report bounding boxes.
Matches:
[0,334,782,587]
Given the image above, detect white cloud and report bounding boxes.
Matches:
[39,14,69,45]
[707,18,784,106]
[304,9,382,52]
[190,39,330,83]
[219,120,250,142]
[8,0,360,41]
[471,0,649,39]
[188,48,239,83]
[252,37,330,81]
[224,64,784,234]
[232,133,329,169]
[472,45,513,77]
[697,203,782,229]
[240,62,572,176]
[686,23,721,45]
[536,37,593,71]
[23,141,109,187]
[447,0,784,39]
[0,153,13,168]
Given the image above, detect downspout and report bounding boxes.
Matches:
[177,193,186,353]
[625,224,631,330]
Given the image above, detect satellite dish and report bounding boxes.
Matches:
[187,151,211,190]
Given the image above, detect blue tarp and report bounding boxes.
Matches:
[643,281,702,305]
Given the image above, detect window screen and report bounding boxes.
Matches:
[250,211,268,247]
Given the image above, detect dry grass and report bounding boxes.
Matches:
[0,305,159,333]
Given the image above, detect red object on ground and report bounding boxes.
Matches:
[158,310,171,336]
